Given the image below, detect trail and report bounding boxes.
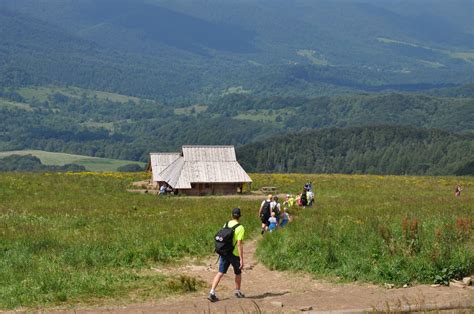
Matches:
[45,238,473,313]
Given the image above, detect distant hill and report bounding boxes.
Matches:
[1,86,473,163]
[210,92,474,134]
[428,84,474,98]
[1,0,473,101]
[237,126,474,175]
[0,150,145,172]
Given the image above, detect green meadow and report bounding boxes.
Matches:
[16,86,142,104]
[0,150,145,172]
[257,174,473,285]
[0,172,472,309]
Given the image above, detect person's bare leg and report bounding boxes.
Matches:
[211,272,224,290]
[235,274,241,290]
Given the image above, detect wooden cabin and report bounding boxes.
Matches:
[147,145,252,196]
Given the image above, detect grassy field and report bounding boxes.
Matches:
[0,98,34,111]
[0,150,145,172]
[376,37,474,63]
[0,172,260,309]
[0,172,472,309]
[256,174,473,286]
[174,104,208,116]
[16,86,142,104]
[233,109,295,123]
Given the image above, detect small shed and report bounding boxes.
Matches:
[148,145,252,195]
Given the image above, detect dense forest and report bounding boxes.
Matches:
[237,126,474,175]
[0,86,473,162]
[1,85,473,175]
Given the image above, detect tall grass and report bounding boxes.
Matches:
[1,172,472,309]
[254,174,473,285]
[0,172,259,309]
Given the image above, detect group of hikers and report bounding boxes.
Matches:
[259,182,315,234]
[158,183,173,195]
[208,181,466,302]
[208,183,315,302]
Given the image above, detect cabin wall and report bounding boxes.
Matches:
[181,183,243,196]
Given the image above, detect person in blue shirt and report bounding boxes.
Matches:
[268,212,278,232]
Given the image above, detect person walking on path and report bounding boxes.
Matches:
[259,194,273,234]
[268,212,278,232]
[208,208,245,302]
[272,195,281,225]
[280,207,291,227]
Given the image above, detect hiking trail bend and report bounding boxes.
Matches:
[41,238,473,313]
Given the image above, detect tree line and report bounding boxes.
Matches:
[237,126,474,175]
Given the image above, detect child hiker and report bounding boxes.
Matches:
[268,211,278,232]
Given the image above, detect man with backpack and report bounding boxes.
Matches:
[208,207,245,302]
[259,194,273,234]
[271,195,281,226]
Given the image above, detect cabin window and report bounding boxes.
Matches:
[205,183,210,188]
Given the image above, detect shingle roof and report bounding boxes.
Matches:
[149,153,181,182]
[150,146,252,189]
[182,145,236,161]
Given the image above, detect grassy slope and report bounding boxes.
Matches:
[0,98,33,111]
[0,172,260,309]
[16,86,142,104]
[0,150,145,172]
[0,172,472,309]
[255,173,474,285]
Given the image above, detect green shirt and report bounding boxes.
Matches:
[226,219,244,257]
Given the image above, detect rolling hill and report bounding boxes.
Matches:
[0,150,145,172]
[1,0,473,101]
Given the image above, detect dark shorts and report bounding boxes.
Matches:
[260,214,270,225]
[219,254,241,275]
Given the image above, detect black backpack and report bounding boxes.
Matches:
[261,200,271,217]
[214,222,240,256]
[273,203,280,216]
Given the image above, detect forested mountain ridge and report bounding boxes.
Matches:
[1,86,473,165]
[1,0,473,102]
[236,126,474,175]
[210,91,474,133]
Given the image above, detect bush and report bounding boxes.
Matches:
[117,164,144,172]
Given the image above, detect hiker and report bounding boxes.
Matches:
[295,193,302,206]
[283,194,292,207]
[455,184,462,197]
[159,184,167,195]
[259,194,273,234]
[268,212,278,232]
[300,189,308,207]
[280,207,290,227]
[307,189,314,206]
[209,208,245,302]
[272,195,281,224]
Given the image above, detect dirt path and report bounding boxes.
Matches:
[40,238,473,313]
